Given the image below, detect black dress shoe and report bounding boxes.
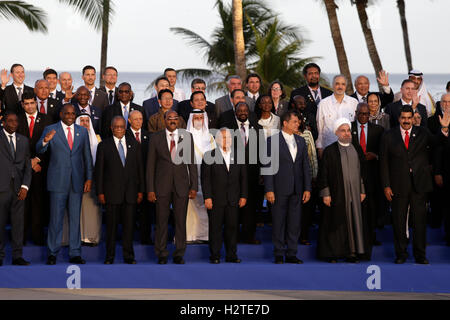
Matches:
[0,259,3,266]
[173,257,185,264]
[274,256,284,264]
[395,257,406,264]
[141,240,154,245]
[415,258,430,265]
[345,257,360,263]
[285,256,304,264]
[209,258,220,264]
[104,259,113,265]
[373,240,382,246]
[124,259,137,264]
[12,258,30,266]
[46,255,56,265]
[225,257,241,263]
[244,239,261,245]
[300,240,312,246]
[69,256,86,264]
[158,257,168,264]
[327,258,338,263]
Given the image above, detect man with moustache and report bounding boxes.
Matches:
[290,63,333,126]
[146,110,198,264]
[0,64,33,115]
[317,118,366,263]
[95,116,144,264]
[37,104,93,265]
[316,75,359,159]
[380,105,439,264]
[34,79,60,123]
[73,86,102,135]
[101,82,144,138]
[16,91,52,245]
[0,112,32,266]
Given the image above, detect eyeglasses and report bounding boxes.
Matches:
[167,117,178,120]
[271,87,282,91]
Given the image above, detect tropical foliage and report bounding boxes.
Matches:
[0,0,47,32]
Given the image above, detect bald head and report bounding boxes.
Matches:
[355,75,370,96]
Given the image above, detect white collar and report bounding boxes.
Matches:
[3,129,15,138]
[331,94,347,104]
[166,128,178,137]
[61,121,74,131]
[338,141,350,147]
[120,101,130,109]
[401,98,412,105]
[131,128,141,135]
[27,111,38,119]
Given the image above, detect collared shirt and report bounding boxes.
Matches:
[36,98,48,114]
[400,127,412,143]
[61,121,75,142]
[219,147,231,171]
[173,88,185,102]
[236,118,250,143]
[308,86,322,101]
[282,130,297,161]
[14,84,24,96]
[166,128,179,151]
[89,87,96,104]
[78,104,90,114]
[3,129,28,190]
[316,94,358,149]
[357,121,368,146]
[356,92,368,103]
[130,128,141,142]
[401,99,412,106]
[113,135,127,158]
[49,90,57,99]
[120,101,130,116]
[247,92,259,101]
[26,111,38,128]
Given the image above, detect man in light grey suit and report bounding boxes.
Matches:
[215,75,254,117]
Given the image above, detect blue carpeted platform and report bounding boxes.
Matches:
[1,225,449,292]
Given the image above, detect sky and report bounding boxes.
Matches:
[1,0,449,75]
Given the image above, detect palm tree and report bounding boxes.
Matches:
[0,1,47,32]
[322,0,354,94]
[170,0,307,93]
[59,0,114,87]
[232,0,246,81]
[248,19,314,95]
[396,0,413,71]
[352,0,383,90]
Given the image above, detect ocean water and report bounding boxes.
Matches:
[22,71,450,106]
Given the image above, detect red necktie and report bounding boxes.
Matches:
[404,130,409,150]
[169,133,175,162]
[40,101,46,114]
[67,127,73,150]
[135,131,141,143]
[360,124,366,153]
[29,115,35,138]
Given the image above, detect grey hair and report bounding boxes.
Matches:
[227,75,241,85]
[354,75,369,85]
[332,74,347,87]
[111,115,126,126]
[34,79,49,86]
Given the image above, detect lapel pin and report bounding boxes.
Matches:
[36,119,40,123]
[144,136,147,139]
[353,131,357,135]
[50,104,54,108]
[412,134,416,137]
[76,133,80,136]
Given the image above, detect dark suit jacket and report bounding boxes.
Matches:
[40,97,61,123]
[142,96,179,121]
[201,148,248,207]
[263,132,312,196]
[74,103,102,135]
[99,86,118,105]
[350,89,394,108]
[178,100,218,129]
[289,85,333,118]
[380,125,437,196]
[17,112,52,166]
[384,100,428,128]
[214,94,254,117]
[351,121,384,193]
[126,128,151,172]
[101,102,144,138]
[0,84,34,115]
[95,136,145,205]
[146,130,198,197]
[91,87,109,111]
[0,130,32,192]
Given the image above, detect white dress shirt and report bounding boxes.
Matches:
[247,92,259,101]
[282,130,297,161]
[219,147,231,171]
[113,135,127,158]
[26,111,38,128]
[236,118,250,143]
[130,128,141,142]
[78,104,90,114]
[400,127,412,143]
[14,84,24,96]
[89,87,97,104]
[308,86,322,101]
[36,98,48,114]
[49,89,57,99]
[316,94,359,149]
[60,121,75,142]
[166,129,179,151]
[120,102,130,116]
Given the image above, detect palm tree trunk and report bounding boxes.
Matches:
[99,0,110,88]
[323,0,353,94]
[232,0,247,81]
[355,0,383,91]
[397,0,413,72]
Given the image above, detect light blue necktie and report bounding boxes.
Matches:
[118,139,125,166]
[123,105,129,123]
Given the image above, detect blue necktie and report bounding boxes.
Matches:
[123,105,129,123]
[118,139,125,166]
[313,90,320,105]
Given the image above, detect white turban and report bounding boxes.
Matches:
[334,117,351,133]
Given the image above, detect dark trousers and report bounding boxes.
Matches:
[272,193,301,257]
[391,191,427,260]
[23,171,48,245]
[105,203,135,261]
[208,204,239,260]
[138,200,154,244]
[362,191,377,259]
[154,193,188,258]
[300,186,318,241]
[0,180,25,260]
[47,190,82,258]
[240,174,258,242]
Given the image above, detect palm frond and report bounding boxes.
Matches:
[0,1,47,32]
[58,0,114,31]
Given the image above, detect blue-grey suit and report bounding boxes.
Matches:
[37,122,93,258]
[142,96,178,123]
[263,132,312,258]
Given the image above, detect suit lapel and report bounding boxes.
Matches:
[56,123,71,152]
[279,133,294,163]
[396,127,407,152]
[0,130,13,160]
